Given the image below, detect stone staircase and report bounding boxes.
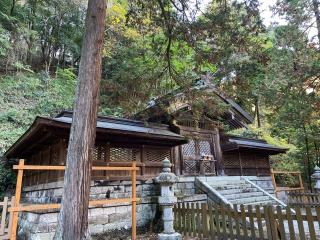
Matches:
[195,176,284,206]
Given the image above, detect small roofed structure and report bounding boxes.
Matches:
[221,135,287,176]
[4,111,187,186]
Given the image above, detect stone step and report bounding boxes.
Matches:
[206,180,247,185]
[243,200,277,206]
[225,191,265,200]
[230,195,272,205]
[217,187,260,195]
[177,194,207,203]
[214,184,254,190]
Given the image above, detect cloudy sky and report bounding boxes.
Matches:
[198,0,317,41]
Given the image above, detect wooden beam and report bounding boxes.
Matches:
[9,198,141,212]
[13,165,139,171]
[212,128,224,175]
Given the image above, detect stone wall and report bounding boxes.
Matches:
[18,176,205,239]
[245,176,276,194]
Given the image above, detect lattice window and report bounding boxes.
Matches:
[241,153,256,168]
[256,155,270,167]
[199,140,211,155]
[110,147,139,162]
[146,148,171,162]
[223,154,240,167]
[184,160,198,174]
[182,139,196,156]
[92,146,108,162]
[203,161,213,174]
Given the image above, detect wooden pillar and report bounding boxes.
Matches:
[173,146,181,175]
[141,145,146,177]
[212,128,224,176]
[104,142,110,177]
[131,161,137,240]
[58,139,67,181]
[239,151,243,176]
[11,159,24,240]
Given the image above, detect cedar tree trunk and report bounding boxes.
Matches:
[312,0,320,44]
[54,0,106,239]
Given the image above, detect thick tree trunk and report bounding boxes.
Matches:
[54,0,106,239]
[303,123,312,191]
[255,96,261,128]
[312,0,320,44]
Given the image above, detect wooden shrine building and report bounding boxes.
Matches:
[133,79,287,177]
[4,80,287,186]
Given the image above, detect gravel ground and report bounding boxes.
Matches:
[92,230,158,240]
[92,223,161,240]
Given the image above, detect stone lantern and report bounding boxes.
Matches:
[155,158,182,240]
[311,166,320,192]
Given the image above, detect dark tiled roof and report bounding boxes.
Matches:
[4,111,187,158]
[222,135,288,154]
[134,79,253,129]
[55,111,184,139]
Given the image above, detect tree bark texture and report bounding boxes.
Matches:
[312,0,320,44]
[54,0,106,239]
[255,96,261,128]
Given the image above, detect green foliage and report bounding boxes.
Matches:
[0,0,319,194]
[0,160,15,199]
[0,69,77,154]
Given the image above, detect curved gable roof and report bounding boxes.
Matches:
[134,79,253,129]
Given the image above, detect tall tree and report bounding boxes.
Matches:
[54,0,106,239]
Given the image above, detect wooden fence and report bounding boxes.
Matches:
[8,159,139,240]
[271,169,304,198]
[174,202,320,240]
[0,197,14,240]
[287,190,320,206]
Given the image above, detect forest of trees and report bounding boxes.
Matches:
[0,0,319,195]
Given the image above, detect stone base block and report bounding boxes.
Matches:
[158,232,182,240]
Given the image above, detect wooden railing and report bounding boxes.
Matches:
[271,169,304,198]
[8,159,139,240]
[287,190,320,206]
[174,202,320,240]
[0,197,14,240]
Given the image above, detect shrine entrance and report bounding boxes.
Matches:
[180,128,217,176]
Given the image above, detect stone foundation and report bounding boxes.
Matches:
[18,203,158,239]
[18,176,204,239]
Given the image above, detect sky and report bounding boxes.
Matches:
[199,0,285,27]
[199,0,318,42]
[259,0,287,26]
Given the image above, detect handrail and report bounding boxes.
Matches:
[195,178,233,206]
[241,176,287,207]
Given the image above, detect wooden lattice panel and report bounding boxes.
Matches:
[110,147,139,162]
[184,160,198,174]
[203,161,213,174]
[223,154,240,167]
[241,153,256,168]
[92,146,107,162]
[256,155,269,167]
[182,139,196,156]
[199,140,211,155]
[146,148,171,162]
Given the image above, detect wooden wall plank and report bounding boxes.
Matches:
[276,205,286,240]
[0,197,8,235]
[240,205,248,238]
[295,206,306,240]
[286,206,296,239]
